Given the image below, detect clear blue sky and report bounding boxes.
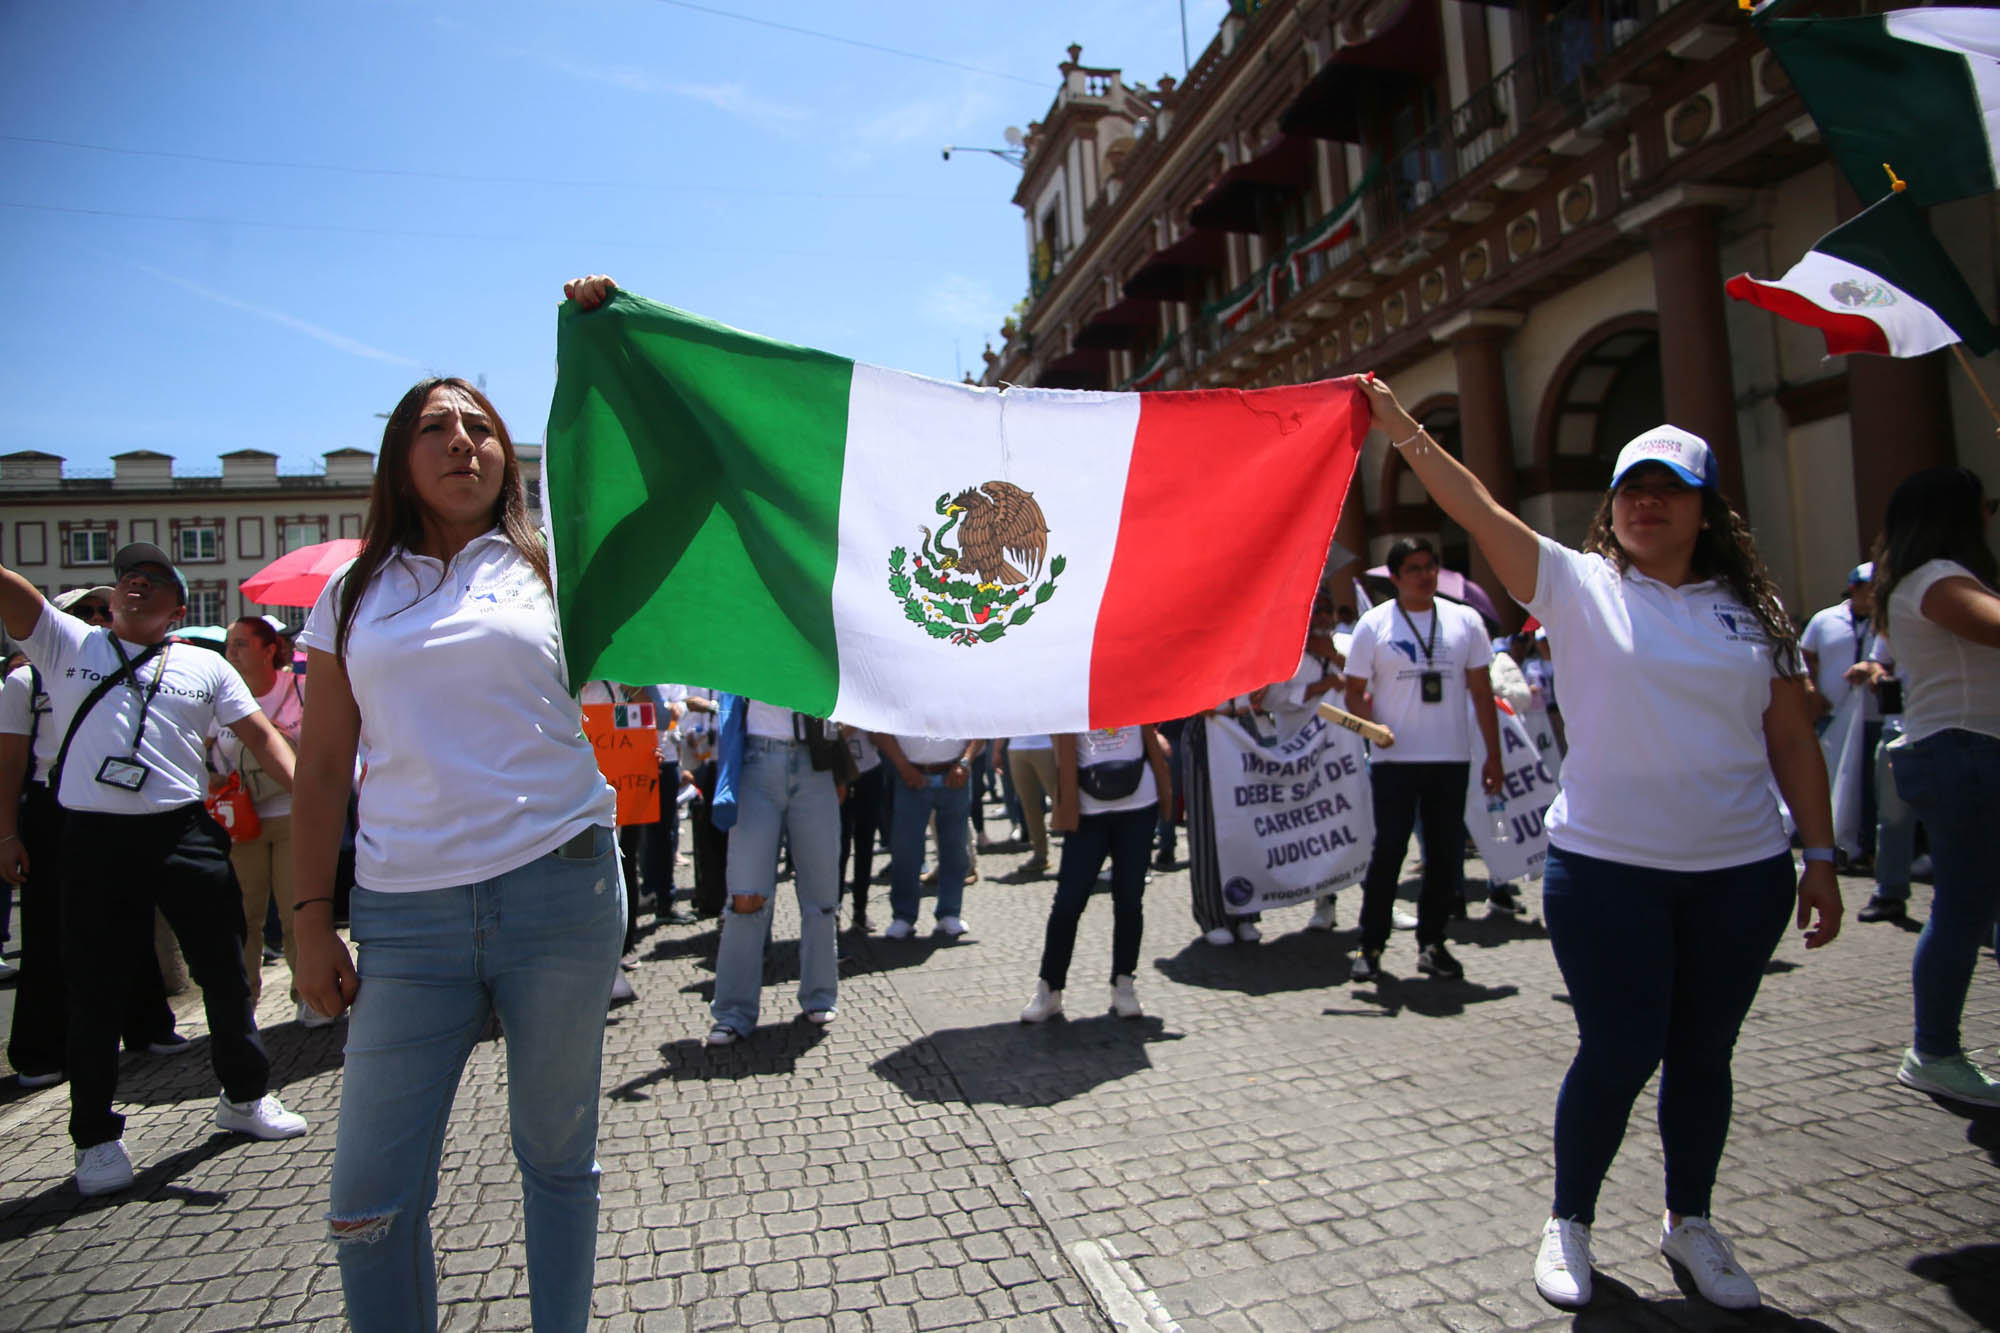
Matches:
[0,0,1226,476]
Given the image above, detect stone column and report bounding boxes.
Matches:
[1619,186,1752,504]
[1435,310,1526,632]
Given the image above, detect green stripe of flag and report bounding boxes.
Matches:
[1759,10,1999,207]
[545,293,851,706]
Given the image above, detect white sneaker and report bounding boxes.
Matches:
[17,1068,63,1089]
[1110,975,1143,1019]
[1391,907,1420,931]
[1533,1217,1592,1308]
[216,1093,307,1140]
[882,918,915,940]
[1306,897,1338,932]
[0,959,18,981]
[802,1008,835,1026]
[1203,927,1235,946]
[296,1001,337,1029]
[936,916,968,938]
[1020,980,1063,1023]
[608,971,637,1005]
[1235,921,1261,943]
[1660,1216,1760,1309]
[704,1025,741,1047]
[74,1140,135,1197]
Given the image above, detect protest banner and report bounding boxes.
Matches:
[582,701,661,826]
[1204,706,1374,915]
[1819,689,1867,857]
[1464,702,1555,884]
[1522,703,1563,787]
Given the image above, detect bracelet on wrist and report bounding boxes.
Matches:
[1799,847,1836,864]
[1390,427,1428,451]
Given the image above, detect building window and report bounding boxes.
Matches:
[15,521,45,566]
[280,518,325,554]
[238,516,265,560]
[67,527,112,567]
[129,518,159,545]
[175,522,222,563]
[338,513,361,539]
[186,582,228,626]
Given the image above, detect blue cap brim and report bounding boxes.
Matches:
[1612,458,1707,489]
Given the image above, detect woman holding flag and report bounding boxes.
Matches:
[290,364,623,1332]
[1355,377,1840,1313]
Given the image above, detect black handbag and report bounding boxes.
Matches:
[796,715,860,786]
[1076,758,1146,801]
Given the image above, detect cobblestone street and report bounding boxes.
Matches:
[1,835,1996,1332]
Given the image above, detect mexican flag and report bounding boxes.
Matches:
[1757,7,2000,207]
[1724,189,1998,358]
[543,292,1366,737]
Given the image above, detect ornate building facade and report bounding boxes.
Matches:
[983,0,2000,623]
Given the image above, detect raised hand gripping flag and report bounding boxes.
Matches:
[543,291,1366,736]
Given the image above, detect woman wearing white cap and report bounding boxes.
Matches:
[1357,378,1839,1313]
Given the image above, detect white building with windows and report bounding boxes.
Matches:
[0,445,544,633]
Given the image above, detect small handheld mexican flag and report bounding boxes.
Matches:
[543,292,1366,736]
[1725,186,1998,359]
[1755,6,2000,207]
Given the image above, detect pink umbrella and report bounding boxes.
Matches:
[241,539,362,607]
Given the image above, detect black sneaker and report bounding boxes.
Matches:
[1350,949,1384,982]
[1153,849,1176,871]
[1488,885,1525,916]
[1416,943,1464,979]
[1449,896,1469,921]
[1857,896,1907,923]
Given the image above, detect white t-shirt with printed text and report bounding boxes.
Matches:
[22,609,258,815]
[0,664,56,785]
[1343,598,1493,762]
[1075,726,1158,816]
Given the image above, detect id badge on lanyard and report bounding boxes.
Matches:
[1398,604,1444,704]
[96,639,170,792]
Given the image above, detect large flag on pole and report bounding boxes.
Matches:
[1725,188,1999,358]
[544,292,1367,736]
[1756,7,2000,207]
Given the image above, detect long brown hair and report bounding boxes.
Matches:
[1582,482,1802,674]
[1873,466,1996,633]
[333,377,551,659]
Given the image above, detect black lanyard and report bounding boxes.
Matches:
[1848,608,1868,667]
[1396,603,1440,666]
[106,635,171,754]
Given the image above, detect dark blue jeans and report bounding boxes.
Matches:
[1359,761,1468,951]
[1544,846,1795,1224]
[1039,804,1155,990]
[1889,729,2000,1057]
[889,777,971,924]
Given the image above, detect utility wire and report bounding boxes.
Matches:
[650,0,1047,87]
[0,134,999,204]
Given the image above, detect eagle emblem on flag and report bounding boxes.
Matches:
[888,481,1063,645]
[1828,279,1897,309]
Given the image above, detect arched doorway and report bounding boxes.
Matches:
[1529,316,1664,541]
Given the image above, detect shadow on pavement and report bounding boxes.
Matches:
[1908,1243,2000,1330]
[1451,907,1551,950]
[871,1016,1183,1108]
[1151,932,1345,996]
[1324,976,1520,1019]
[605,1023,830,1103]
[1574,1271,1839,1330]
[0,1133,240,1244]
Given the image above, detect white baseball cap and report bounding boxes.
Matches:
[1847,561,1874,585]
[1609,426,1718,490]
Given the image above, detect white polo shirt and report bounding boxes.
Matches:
[1344,597,1492,762]
[890,735,967,766]
[1524,537,1789,872]
[299,532,614,893]
[21,608,258,815]
[1075,726,1158,816]
[0,664,56,785]
[1888,558,2000,745]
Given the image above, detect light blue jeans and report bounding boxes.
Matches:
[1888,729,2000,1056]
[710,738,841,1035]
[889,777,972,925]
[329,826,625,1333]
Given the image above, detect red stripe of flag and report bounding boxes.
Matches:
[1724,275,1891,357]
[1086,380,1367,727]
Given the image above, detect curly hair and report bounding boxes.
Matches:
[1582,484,1802,675]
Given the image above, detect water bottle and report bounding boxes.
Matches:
[1485,793,1511,844]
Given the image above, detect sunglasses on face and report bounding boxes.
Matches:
[78,603,111,621]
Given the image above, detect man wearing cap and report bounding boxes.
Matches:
[1801,563,1882,867]
[0,542,309,1196]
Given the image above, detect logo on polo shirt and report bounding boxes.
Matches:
[1712,604,1768,645]
[1388,639,1420,664]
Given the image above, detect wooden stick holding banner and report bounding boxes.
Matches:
[1314,699,1394,748]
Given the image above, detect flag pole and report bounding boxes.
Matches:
[1950,344,2000,438]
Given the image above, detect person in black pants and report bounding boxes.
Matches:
[0,543,309,1195]
[837,731,887,929]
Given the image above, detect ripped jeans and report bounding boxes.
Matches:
[328,826,625,1333]
[710,737,841,1035]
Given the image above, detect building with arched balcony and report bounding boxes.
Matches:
[981,0,2000,628]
